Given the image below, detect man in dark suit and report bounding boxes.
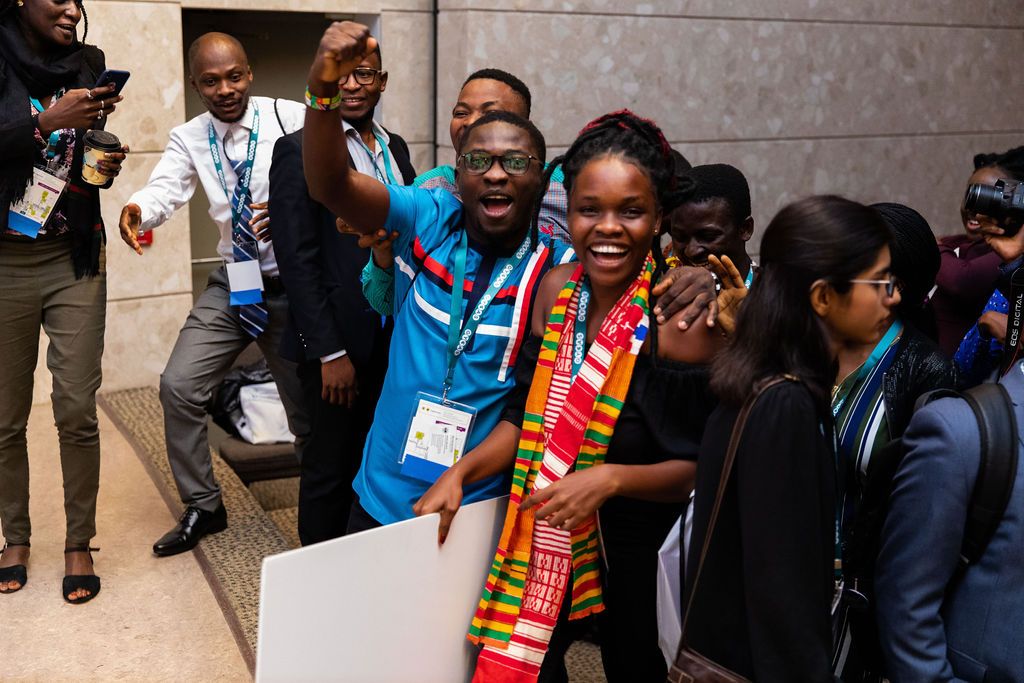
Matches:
[875,361,1024,682]
[269,41,415,545]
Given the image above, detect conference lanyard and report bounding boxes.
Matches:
[571,279,592,381]
[831,318,904,418]
[356,130,397,185]
[208,101,260,227]
[29,94,62,161]
[442,231,532,400]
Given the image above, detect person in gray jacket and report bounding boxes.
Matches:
[875,360,1024,682]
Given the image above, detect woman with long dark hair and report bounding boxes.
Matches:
[683,196,898,681]
[0,0,126,603]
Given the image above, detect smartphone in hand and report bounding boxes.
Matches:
[93,69,131,96]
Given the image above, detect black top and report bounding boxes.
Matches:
[684,381,836,682]
[501,333,717,552]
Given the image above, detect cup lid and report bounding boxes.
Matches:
[83,129,121,149]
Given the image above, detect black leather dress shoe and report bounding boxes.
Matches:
[152,503,228,557]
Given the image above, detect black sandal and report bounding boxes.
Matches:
[63,546,100,605]
[0,542,29,594]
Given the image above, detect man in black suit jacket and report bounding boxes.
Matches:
[269,42,416,544]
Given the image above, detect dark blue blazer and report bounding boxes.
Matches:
[876,364,1024,682]
[269,127,415,369]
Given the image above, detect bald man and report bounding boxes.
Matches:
[118,32,310,556]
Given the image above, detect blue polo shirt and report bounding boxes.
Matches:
[352,185,571,525]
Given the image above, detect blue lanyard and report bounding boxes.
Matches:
[743,263,755,289]
[357,130,397,185]
[571,279,592,380]
[443,231,532,400]
[208,102,260,226]
[831,319,903,418]
[29,96,61,160]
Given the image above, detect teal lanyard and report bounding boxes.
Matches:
[743,264,755,289]
[208,102,261,226]
[29,96,61,160]
[831,319,903,418]
[571,279,592,380]
[357,130,397,185]
[443,231,532,400]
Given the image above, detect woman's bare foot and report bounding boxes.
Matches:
[0,544,30,592]
[64,548,96,601]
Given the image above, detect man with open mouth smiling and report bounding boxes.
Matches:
[303,22,573,532]
[117,32,313,558]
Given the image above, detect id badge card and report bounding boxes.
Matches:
[226,259,264,305]
[7,166,66,238]
[399,392,476,483]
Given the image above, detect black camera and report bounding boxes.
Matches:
[963,178,1024,237]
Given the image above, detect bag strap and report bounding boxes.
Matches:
[678,373,801,647]
[959,382,1019,571]
[273,98,286,134]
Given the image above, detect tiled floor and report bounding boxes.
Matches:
[0,401,250,683]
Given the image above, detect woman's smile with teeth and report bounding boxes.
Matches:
[590,244,628,255]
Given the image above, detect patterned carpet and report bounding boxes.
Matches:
[100,387,608,682]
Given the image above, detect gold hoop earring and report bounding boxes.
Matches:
[17,0,25,6]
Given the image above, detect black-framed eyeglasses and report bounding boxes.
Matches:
[848,275,901,297]
[457,152,540,176]
[343,68,383,86]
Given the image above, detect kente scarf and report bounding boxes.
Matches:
[469,256,654,683]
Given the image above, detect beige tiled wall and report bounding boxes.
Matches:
[436,3,1024,251]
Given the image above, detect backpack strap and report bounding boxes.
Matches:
[959,382,1019,571]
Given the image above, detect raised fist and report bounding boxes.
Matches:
[308,22,378,90]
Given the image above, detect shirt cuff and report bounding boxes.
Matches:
[320,350,347,363]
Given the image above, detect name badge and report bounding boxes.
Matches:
[226,259,264,305]
[7,167,66,239]
[399,392,476,483]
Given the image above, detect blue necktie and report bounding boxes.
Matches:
[227,146,268,338]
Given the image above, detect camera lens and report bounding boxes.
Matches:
[964,183,1002,217]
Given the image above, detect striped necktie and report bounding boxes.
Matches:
[226,144,268,338]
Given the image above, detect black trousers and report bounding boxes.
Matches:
[295,347,387,546]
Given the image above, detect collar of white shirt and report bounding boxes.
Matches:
[208,97,257,143]
[342,118,390,150]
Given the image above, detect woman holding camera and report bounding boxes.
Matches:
[0,0,126,603]
[933,147,1024,358]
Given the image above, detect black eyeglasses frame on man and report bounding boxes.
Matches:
[343,68,384,86]
[456,152,541,176]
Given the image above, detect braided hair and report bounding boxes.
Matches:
[974,145,1024,181]
[536,109,694,278]
[0,0,89,42]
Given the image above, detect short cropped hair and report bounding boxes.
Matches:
[460,110,546,164]
[682,163,752,224]
[462,68,531,117]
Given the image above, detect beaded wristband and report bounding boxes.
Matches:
[304,87,342,111]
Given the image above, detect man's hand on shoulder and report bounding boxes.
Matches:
[651,265,718,330]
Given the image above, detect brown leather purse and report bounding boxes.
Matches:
[667,375,799,683]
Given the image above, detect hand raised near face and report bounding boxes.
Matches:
[308,22,378,90]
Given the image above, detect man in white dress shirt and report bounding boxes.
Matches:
[118,32,309,556]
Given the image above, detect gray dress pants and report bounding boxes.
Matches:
[159,266,308,513]
[0,238,106,546]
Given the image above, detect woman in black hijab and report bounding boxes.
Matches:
[0,0,126,604]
